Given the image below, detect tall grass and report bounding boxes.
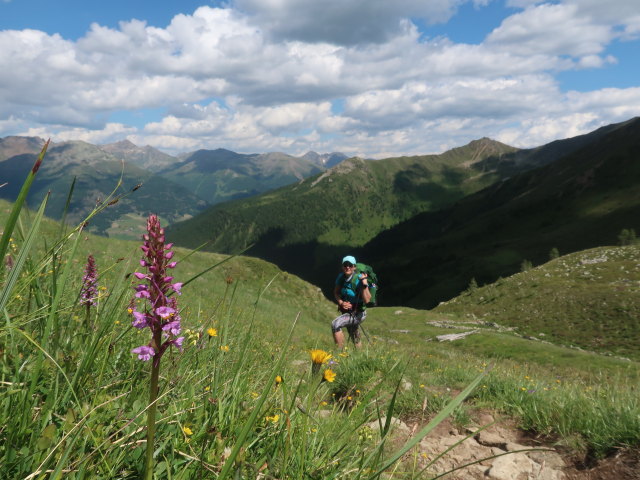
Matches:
[1,155,488,479]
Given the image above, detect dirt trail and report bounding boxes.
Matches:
[376,412,640,479]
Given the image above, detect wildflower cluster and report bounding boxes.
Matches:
[80,254,98,307]
[130,215,184,363]
[309,349,336,382]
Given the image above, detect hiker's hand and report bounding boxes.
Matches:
[340,300,353,310]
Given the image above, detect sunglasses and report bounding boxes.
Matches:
[342,262,354,268]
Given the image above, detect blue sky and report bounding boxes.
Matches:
[1,0,639,157]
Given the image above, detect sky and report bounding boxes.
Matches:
[1,0,639,158]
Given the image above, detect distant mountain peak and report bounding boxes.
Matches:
[99,139,177,172]
[0,135,47,161]
[111,139,137,148]
[302,151,348,168]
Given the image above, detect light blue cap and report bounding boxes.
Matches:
[342,255,356,265]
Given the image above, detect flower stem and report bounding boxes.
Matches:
[144,355,161,480]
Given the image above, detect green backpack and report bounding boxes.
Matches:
[350,263,379,307]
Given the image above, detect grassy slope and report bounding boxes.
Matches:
[2,197,639,476]
[0,199,335,343]
[433,244,640,361]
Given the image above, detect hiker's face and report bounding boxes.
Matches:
[342,262,354,272]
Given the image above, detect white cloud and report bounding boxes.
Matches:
[0,2,638,158]
[486,3,611,57]
[22,122,137,144]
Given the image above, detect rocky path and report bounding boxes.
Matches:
[364,412,639,479]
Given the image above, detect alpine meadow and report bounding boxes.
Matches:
[1,116,639,479]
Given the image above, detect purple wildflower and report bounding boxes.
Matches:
[80,254,98,307]
[155,306,175,319]
[132,345,156,361]
[129,215,185,365]
[162,320,181,336]
[132,311,150,329]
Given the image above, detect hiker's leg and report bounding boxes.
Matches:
[331,313,351,350]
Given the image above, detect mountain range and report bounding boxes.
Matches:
[166,117,640,307]
[0,137,346,238]
[3,118,638,308]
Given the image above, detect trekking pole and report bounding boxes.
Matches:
[360,324,372,344]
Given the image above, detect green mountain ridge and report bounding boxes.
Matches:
[365,116,640,309]
[167,116,640,310]
[167,136,518,250]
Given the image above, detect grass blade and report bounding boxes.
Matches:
[365,364,493,479]
[0,139,49,271]
[0,194,48,313]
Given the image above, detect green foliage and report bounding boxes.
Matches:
[549,247,560,260]
[618,228,637,246]
[467,277,478,293]
[520,259,533,272]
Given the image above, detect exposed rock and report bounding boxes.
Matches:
[366,417,411,436]
[486,452,537,479]
[436,330,479,342]
[402,417,566,480]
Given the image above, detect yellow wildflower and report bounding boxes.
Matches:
[220,345,230,352]
[323,369,336,383]
[265,414,280,423]
[309,349,332,365]
[275,375,283,385]
[183,426,193,436]
[207,327,218,337]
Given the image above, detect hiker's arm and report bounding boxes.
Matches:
[360,278,371,304]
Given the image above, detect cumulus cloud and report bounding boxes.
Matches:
[23,122,137,145]
[486,3,612,57]
[0,1,638,157]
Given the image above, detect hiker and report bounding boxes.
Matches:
[332,255,371,349]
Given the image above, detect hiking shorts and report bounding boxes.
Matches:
[331,310,366,336]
